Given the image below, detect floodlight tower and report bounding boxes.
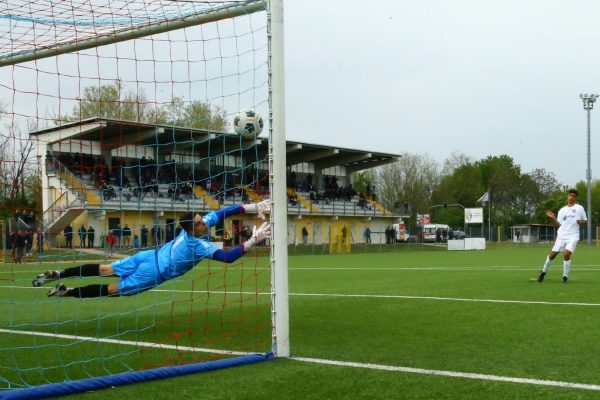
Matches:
[580,93,598,245]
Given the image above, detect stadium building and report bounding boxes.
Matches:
[31,118,402,251]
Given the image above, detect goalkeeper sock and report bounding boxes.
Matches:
[563,260,571,278]
[542,257,552,273]
[59,264,101,278]
[70,284,110,298]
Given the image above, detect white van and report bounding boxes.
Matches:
[392,221,410,242]
[422,224,450,242]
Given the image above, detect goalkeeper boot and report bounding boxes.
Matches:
[537,271,546,283]
[562,276,568,284]
[32,270,60,287]
[47,284,69,297]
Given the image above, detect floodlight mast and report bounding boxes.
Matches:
[580,93,598,245]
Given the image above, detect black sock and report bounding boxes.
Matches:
[70,284,110,298]
[59,264,100,278]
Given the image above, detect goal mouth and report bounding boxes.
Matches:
[0,0,290,394]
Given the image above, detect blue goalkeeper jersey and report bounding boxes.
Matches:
[156,205,244,279]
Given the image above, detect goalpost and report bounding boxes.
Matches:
[0,0,288,396]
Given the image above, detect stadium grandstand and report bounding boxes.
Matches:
[31,118,401,252]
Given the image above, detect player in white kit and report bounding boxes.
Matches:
[537,189,587,283]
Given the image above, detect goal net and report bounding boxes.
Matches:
[0,0,288,396]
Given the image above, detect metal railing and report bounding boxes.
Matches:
[43,191,82,229]
[287,198,393,218]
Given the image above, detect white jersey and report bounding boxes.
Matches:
[556,203,587,240]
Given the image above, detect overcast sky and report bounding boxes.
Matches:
[283,0,600,186]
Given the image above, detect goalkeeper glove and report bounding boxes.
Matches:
[242,199,270,220]
[243,221,271,251]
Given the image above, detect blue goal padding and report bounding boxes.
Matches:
[3,353,274,400]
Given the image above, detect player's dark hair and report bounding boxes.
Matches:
[568,188,578,197]
[179,212,198,233]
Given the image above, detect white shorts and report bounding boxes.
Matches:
[551,237,578,254]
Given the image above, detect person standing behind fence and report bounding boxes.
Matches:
[114,223,122,248]
[64,224,73,248]
[151,224,159,246]
[140,225,148,248]
[122,224,131,248]
[78,225,87,248]
[36,223,45,255]
[14,233,26,263]
[302,226,309,245]
[364,227,372,244]
[87,226,95,248]
[105,230,116,257]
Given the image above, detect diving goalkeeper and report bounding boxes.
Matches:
[32,200,270,297]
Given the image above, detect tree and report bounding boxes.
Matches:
[571,180,600,229]
[58,81,151,122]
[0,116,38,217]
[512,173,540,224]
[370,153,441,222]
[532,187,570,224]
[352,170,374,194]
[57,81,229,131]
[167,97,228,131]
[529,168,561,196]
[476,155,522,227]
[432,163,485,226]
[441,152,474,175]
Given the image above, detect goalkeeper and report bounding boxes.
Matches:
[32,200,270,297]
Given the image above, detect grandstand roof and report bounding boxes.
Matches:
[30,118,400,173]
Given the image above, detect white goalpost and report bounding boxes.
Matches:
[0,0,288,395]
[267,0,290,359]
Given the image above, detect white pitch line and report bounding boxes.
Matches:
[4,265,600,275]
[0,328,250,356]
[291,357,600,392]
[3,286,600,307]
[290,292,600,307]
[286,266,600,271]
[1,327,598,392]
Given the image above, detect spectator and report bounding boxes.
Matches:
[302,226,309,245]
[14,233,26,263]
[122,224,131,248]
[114,223,122,248]
[105,230,116,257]
[122,186,133,202]
[64,224,73,248]
[87,226,95,248]
[364,227,372,244]
[46,150,56,174]
[341,225,348,245]
[78,225,87,248]
[140,225,148,248]
[152,224,160,246]
[36,225,45,255]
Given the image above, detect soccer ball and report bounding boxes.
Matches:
[233,110,264,139]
